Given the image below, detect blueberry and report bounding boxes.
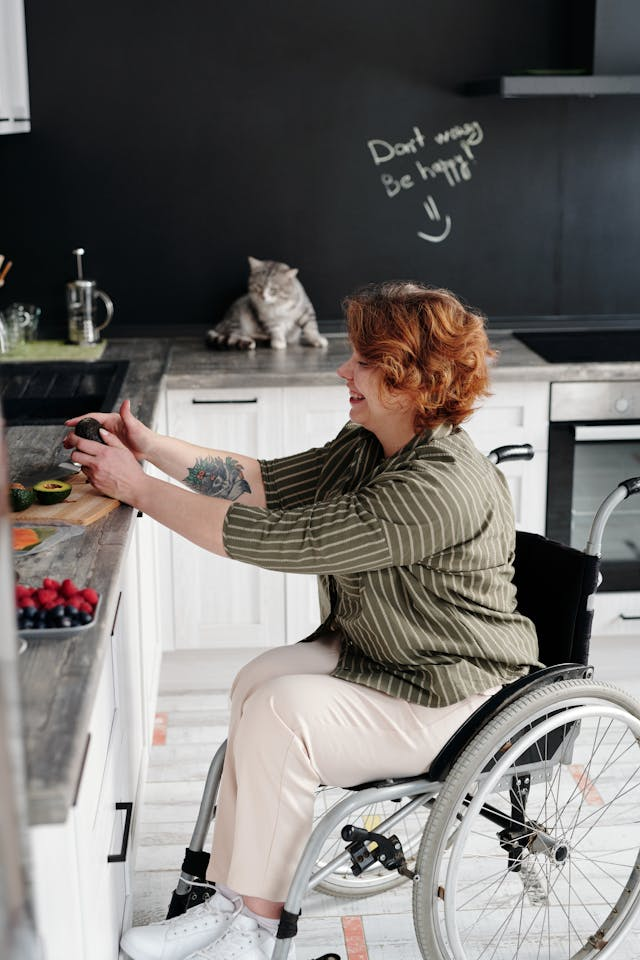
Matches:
[52,604,65,619]
[78,611,93,626]
[59,617,72,629]
[65,605,78,618]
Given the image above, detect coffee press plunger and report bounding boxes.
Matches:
[66,247,114,345]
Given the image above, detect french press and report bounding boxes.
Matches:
[66,247,114,345]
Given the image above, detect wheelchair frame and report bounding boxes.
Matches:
[163,448,640,960]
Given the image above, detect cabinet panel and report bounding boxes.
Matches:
[0,0,30,134]
[465,381,549,454]
[167,389,285,648]
[283,386,348,640]
[281,385,348,454]
[465,380,549,534]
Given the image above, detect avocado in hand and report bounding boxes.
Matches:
[75,417,105,444]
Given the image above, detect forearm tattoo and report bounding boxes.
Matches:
[183,456,251,500]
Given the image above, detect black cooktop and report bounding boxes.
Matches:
[514,329,640,363]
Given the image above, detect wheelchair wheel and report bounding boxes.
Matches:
[413,680,640,960]
[313,785,431,897]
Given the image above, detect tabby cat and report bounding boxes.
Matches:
[206,256,328,350]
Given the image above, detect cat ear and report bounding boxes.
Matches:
[248,256,262,270]
[288,267,299,278]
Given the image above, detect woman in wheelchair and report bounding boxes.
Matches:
[66,283,541,960]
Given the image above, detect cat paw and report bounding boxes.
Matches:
[302,335,329,348]
[205,330,226,350]
[270,339,287,350]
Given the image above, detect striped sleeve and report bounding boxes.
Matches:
[223,452,487,574]
[259,446,328,510]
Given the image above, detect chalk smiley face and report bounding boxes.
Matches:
[418,195,452,243]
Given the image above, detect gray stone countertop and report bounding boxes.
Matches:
[9,338,170,826]
[9,330,640,827]
[166,332,640,388]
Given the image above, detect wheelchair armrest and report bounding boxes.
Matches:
[426,663,593,783]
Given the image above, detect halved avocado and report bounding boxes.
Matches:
[9,483,36,512]
[33,479,72,505]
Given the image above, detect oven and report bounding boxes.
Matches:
[547,381,640,592]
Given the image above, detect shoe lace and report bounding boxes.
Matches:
[191,918,268,958]
[164,888,242,929]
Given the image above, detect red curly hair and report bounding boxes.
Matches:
[343,282,496,432]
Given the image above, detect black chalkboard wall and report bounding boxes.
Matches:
[2,0,640,336]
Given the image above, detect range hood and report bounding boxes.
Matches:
[468,0,640,97]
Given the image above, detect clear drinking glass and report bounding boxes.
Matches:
[0,304,41,350]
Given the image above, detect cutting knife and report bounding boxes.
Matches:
[19,461,84,489]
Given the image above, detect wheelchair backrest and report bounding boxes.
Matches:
[512,530,600,668]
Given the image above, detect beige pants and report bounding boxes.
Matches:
[207,633,499,901]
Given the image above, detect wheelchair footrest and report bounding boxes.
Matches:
[341,824,415,878]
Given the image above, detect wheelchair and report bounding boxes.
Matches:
[164,444,640,960]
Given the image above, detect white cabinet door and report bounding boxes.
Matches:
[0,0,30,134]
[465,381,550,534]
[166,389,286,648]
[282,386,349,641]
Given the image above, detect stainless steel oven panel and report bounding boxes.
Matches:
[575,424,640,442]
[551,381,640,422]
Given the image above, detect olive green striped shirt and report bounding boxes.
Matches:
[222,422,539,707]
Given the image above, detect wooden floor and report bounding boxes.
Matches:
[131,635,640,960]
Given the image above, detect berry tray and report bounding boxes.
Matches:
[18,595,102,641]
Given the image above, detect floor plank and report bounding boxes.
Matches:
[130,642,640,959]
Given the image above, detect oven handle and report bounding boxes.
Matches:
[575,424,640,442]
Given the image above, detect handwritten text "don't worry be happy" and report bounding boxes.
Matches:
[367,121,484,196]
[365,121,485,243]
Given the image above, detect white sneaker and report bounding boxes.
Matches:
[184,913,296,959]
[120,892,243,960]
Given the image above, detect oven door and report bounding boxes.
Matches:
[547,422,640,591]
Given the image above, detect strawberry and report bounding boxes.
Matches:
[82,587,99,607]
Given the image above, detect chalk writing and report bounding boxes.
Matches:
[367,126,427,165]
[365,120,485,244]
[418,196,451,244]
[433,121,483,147]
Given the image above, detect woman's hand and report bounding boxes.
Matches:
[68,425,149,506]
[64,398,154,462]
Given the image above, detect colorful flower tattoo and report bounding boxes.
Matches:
[183,456,251,500]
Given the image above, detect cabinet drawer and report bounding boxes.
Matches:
[592,592,640,636]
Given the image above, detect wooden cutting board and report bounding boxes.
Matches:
[9,475,120,526]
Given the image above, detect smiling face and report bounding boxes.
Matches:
[336,350,417,457]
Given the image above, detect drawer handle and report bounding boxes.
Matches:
[108,801,133,864]
[619,614,640,621]
[192,398,257,405]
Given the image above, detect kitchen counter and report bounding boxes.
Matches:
[166,332,640,388]
[9,339,170,825]
[10,330,640,826]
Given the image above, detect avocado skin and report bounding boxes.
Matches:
[33,480,72,505]
[9,484,36,512]
[76,417,105,444]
